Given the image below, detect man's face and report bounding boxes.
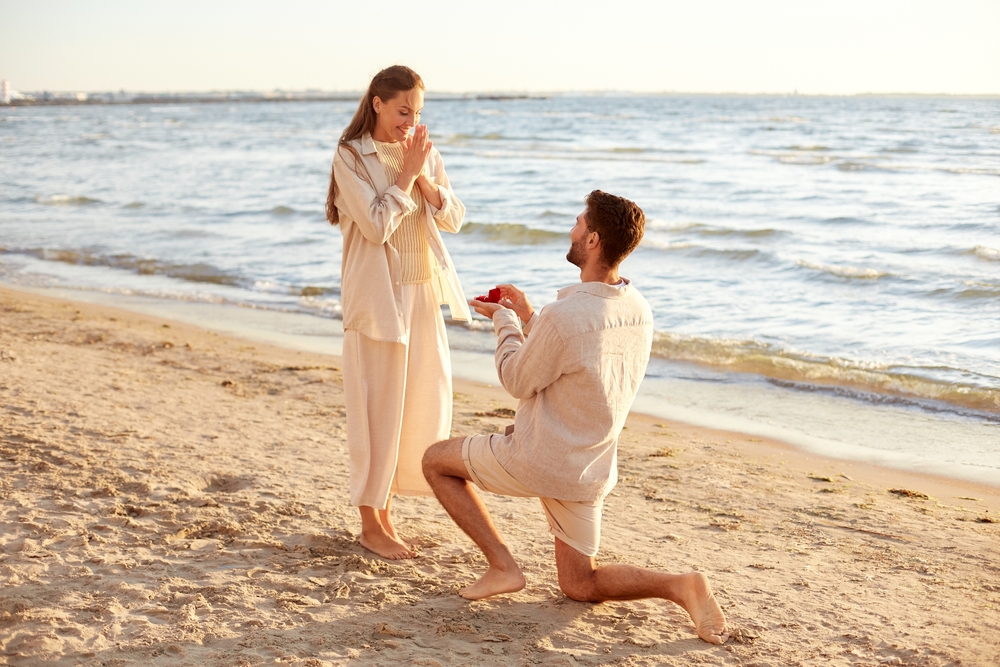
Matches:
[566,210,591,268]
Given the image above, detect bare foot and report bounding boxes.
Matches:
[380,521,414,548]
[459,565,526,600]
[380,515,400,542]
[359,530,415,560]
[677,572,729,644]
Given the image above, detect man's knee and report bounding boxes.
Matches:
[558,571,598,602]
[422,436,465,479]
[555,539,600,602]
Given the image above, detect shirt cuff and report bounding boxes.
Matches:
[385,184,418,215]
[427,183,452,218]
[492,308,522,336]
[522,311,536,336]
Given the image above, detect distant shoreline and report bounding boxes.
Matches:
[2,91,997,108]
[0,92,541,108]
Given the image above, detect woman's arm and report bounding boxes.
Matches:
[420,147,466,233]
[333,145,416,245]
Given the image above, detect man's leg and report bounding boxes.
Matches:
[554,538,729,645]
[422,437,526,600]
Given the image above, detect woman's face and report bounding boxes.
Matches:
[372,88,424,142]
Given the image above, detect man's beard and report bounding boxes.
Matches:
[566,237,586,268]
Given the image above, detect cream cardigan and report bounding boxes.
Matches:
[333,133,470,343]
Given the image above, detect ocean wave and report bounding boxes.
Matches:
[477,149,704,164]
[787,144,830,151]
[750,149,833,165]
[460,222,565,244]
[927,281,1000,301]
[796,260,889,280]
[13,247,243,287]
[298,286,338,297]
[270,205,297,215]
[640,240,762,261]
[970,246,1000,262]
[650,332,1000,416]
[641,240,693,251]
[755,116,810,123]
[646,221,781,239]
[445,132,506,142]
[34,194,101,206]
[941,167,1000,177]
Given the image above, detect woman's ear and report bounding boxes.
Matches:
[372,96,382,114]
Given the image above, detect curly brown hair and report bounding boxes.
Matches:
[325,66,424,224]
[583,190,645,267]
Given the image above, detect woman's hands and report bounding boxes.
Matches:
[396,126,444,208]
[395,125,433,195]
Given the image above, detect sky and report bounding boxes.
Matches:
[1,0,998,95]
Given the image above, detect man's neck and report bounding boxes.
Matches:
[579,264,621,285]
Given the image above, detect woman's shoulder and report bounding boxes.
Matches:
[335,133,373,162]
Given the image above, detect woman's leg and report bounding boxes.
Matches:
[343,330,414,559]
[393,282,452,496]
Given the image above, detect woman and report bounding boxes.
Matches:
[326,66,469,559]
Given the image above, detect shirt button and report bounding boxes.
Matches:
[395,281,400,285]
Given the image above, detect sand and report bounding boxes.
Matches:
[1,284,998,667]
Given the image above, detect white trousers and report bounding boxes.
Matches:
[342,281,452,509]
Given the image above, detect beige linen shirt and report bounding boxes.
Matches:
[491,281,654,501]
[333,133,470,343]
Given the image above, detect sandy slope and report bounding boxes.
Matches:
[1,285,998,667]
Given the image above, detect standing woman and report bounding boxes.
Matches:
[326,66,470,559]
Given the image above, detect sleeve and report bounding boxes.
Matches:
[492,308,566,400]
[522,311,536,336]
[333,145,417,245]
[424,147,465,234]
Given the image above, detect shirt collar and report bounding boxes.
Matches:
[359,132,377,155]
[557,278,631,301]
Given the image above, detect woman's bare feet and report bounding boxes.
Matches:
[378,507,402,542]
[359,528,415,560]
[359,504,415,560]
[459,565,526,600]
[676,572,729,644]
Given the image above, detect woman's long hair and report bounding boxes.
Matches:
[325,65,424,224]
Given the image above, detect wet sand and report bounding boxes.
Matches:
[1,285,998,666]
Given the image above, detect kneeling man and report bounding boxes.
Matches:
[422,190,728,645]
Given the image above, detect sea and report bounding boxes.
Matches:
[2,94,998,486]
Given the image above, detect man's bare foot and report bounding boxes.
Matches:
[459,565,526,600]
[676,572,729,644]
[359,530,415,560]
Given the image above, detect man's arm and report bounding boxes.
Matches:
[491,309,566,400]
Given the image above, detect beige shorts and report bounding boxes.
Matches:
[462,433,603,557]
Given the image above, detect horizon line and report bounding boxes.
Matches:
[3,86,999,99]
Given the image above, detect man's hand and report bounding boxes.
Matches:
[468,299,506,319]
[496,284,534,323]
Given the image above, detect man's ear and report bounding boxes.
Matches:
[587,230,601,250]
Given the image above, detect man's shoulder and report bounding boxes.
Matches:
[541,284,652,332]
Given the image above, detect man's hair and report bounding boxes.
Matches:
[584,190,645,267]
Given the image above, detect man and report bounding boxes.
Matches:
[422,191,729,645]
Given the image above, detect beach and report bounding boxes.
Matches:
[2,284,998,666]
